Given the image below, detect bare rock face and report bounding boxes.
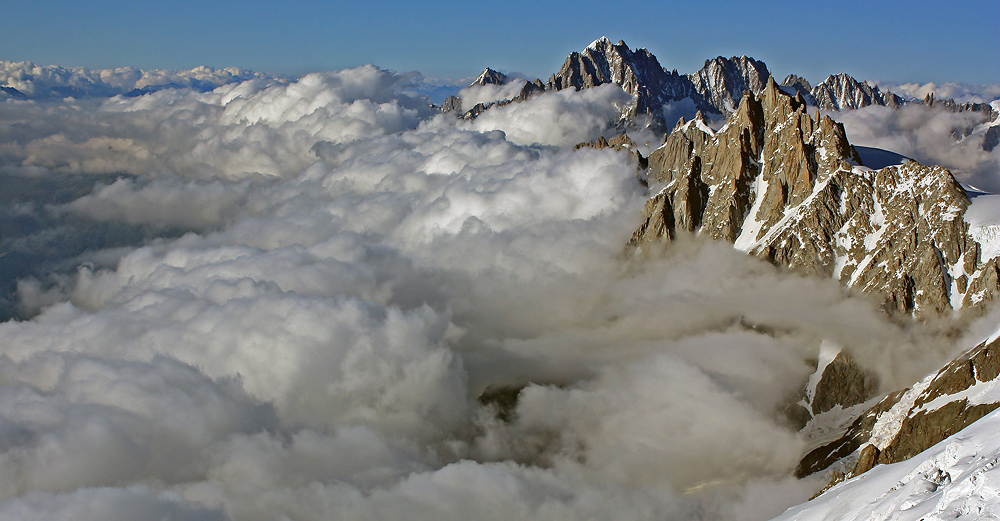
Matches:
[780,74,817,106]
[798,335,1000,478]
[441,95,462,113]
[548,36,702,123]
[512,79,546,103]
[630,78,1000,318]
[923,93,999,120]
[574,133,648,171]
[811,351,880,415]
[452,38,999,133]
[548,41,775,119]
[985,125,1000,153]
[783,347,880,431]
[811,73,903,111]
[688,56,771,113]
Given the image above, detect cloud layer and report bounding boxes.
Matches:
[0,60,284,100]
[0,66,974,520]
[832,104,1000,191]
[875,81,1000,104]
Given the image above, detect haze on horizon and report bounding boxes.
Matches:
[2,0,997,85]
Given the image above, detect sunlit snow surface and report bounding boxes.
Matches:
[772,408,1000,521]
[772,322,1000,521]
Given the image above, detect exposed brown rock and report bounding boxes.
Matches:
[478,384,525,422]
[688,55,771,112]
[798,336,1000,478]
[441,95,462,113]
[630,77,1000,318]
[574,134,648,171]
[548,37,703,123]
[852,444,880,475]
[877,400,999,465]
[812,351,880,415]
[795,389,903,478]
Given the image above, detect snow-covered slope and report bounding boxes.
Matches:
[773,407,1000,521]
[794,314,1000,478]
[966,194,1000,261]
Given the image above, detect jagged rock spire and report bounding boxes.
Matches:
[631,79,997,318]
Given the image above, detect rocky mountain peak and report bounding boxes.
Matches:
[780,74,817,105]
[448,37,996,139]
[586,35,614,51]
[812,73,896,110]
[630,80,1000,318]
[546,38,702,126]
[782,74,812,92]
[471,68,508,87]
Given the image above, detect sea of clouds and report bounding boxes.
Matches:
[0,65,993,521]
[875,81,1000,105]
[830,103,1000,191]
[0,60,284,100]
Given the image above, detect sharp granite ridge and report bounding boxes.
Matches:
[471,67,508,86]
[629,78,1000,318]
[447,37,998,130]
[6,42,1000,519]
[612,74,1000,514]
[799,72,906,111]
[547,36,705,120]
[505,47,1000,502]
[688,54,771,113]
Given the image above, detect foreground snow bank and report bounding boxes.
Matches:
[772,408,1000,521]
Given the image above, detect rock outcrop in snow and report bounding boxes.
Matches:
[774,407,1000,521]
[797,332,1000,479]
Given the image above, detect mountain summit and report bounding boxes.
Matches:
[546,37,701,121]
[471,67,508,86]
[447,38,998,129]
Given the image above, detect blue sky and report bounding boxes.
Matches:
[2,0,998,84]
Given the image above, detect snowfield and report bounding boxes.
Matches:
[772,408,1000,521]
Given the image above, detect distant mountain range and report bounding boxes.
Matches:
[0,61,286,100]
[444,36,998,133]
